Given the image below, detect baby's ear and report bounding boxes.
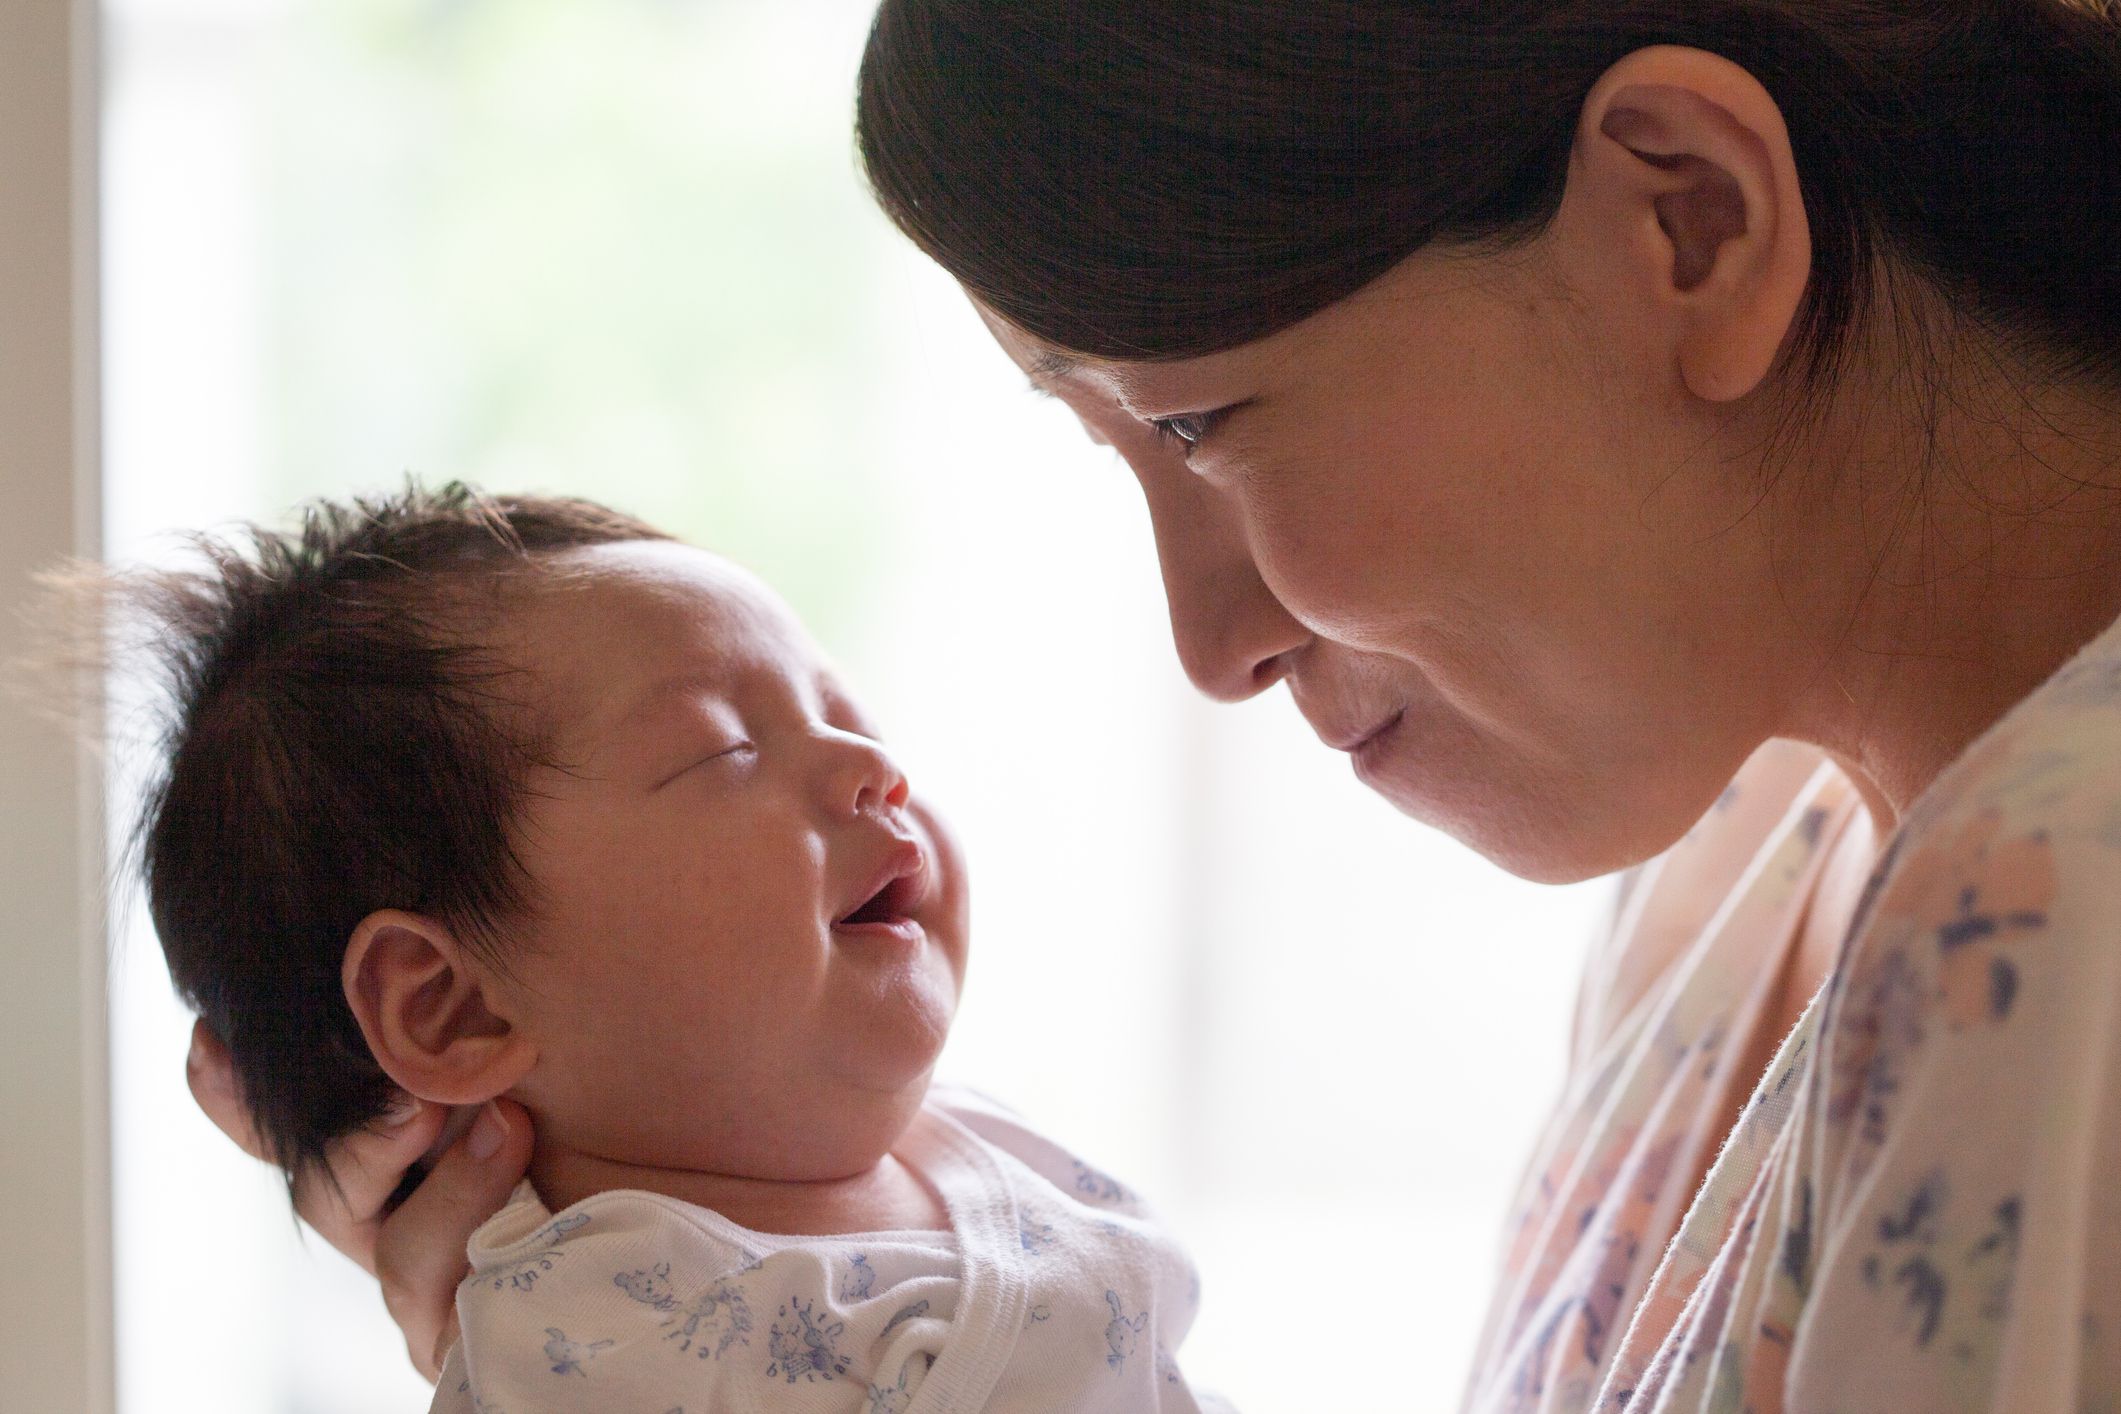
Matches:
[342,909,537,1105]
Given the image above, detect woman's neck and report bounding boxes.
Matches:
[1777,349,2121,833]
[527,1141,952,1236]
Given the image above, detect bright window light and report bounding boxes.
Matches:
[102,3,1614,1409]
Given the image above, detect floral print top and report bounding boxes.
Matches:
[1461,612,2121,1413]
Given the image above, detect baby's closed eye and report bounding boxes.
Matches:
[651,740,755,792]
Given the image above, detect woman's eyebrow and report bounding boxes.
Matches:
[1024,348,1097,400]
[1028,349,1082,381]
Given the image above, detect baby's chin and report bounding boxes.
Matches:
[527,1067,945,1202]
[841,919,963,1048]
[744,1069,942,1180]
[784,991,954,1141]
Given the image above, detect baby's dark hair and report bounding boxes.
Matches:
[128,481,667,1181]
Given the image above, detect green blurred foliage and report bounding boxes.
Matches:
[258,0,895,640]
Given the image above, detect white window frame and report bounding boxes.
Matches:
[0,0,112,1409]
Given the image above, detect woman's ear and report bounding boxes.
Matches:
[1551,45,1813,403]
[342,909,538,1106]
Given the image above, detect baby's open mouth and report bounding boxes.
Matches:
[842,874,917,925]
[835,841,928,932]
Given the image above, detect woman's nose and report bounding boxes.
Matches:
[822,729,911,818]
[1146,477,1310,703]
[1168,557,1310,702]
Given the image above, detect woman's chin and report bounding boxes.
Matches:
[1360,757,1697,886]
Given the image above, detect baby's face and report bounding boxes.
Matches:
[486,540,969,1181]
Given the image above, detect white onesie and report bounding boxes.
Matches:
[428,1087,1230,1413]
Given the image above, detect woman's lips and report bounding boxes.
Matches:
[1349,709,1407,780]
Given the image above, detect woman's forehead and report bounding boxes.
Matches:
[974,283,1383,413]
[981,310,1213,416]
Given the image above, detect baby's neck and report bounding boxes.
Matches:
[528,1143,951,1236]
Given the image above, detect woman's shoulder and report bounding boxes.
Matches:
[1833,625,2121,1035]
[1869,614,2121,945]
[1785,634,2121,1406]
[1910,641,2121,835]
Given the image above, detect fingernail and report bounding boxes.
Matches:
[468,1101,506,1161]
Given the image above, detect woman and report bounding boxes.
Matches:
[191,0,2121,1407]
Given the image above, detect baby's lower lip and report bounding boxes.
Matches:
[832,917,925,946]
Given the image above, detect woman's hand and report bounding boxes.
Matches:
[184,1019,534,1381]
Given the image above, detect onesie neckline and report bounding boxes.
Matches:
[468,1099,1009,1257]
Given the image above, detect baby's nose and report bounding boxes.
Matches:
[825,729,910,818]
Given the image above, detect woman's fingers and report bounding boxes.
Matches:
[290,1096,451,1276]
[188,1017,451,1275]
[374,1098,534,1382]
[184,1018,270,1161]
[187,1020,533,1382]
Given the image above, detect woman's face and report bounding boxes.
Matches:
[981,244,1809,883]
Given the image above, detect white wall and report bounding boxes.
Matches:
[0,1,112,1410]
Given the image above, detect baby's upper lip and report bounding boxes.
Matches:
[835,835,929,926]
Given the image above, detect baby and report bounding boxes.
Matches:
[126,483,1224,1413]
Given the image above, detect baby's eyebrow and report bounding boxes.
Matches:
[615,675,722,731]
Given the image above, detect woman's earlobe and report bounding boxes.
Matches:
[1565,46,1813,404]
[342,909,538,1106]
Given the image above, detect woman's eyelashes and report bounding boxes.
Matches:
[1147,405,1234,457]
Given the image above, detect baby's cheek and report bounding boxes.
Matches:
[561,968,719,1063]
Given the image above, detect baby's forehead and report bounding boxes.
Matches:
[506,540,840,723]
[532,541,805,640]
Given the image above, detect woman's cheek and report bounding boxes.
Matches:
[1237,463,1441,647]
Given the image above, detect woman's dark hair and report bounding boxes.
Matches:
[857,1,2121,398]
[125,482,666,1181]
